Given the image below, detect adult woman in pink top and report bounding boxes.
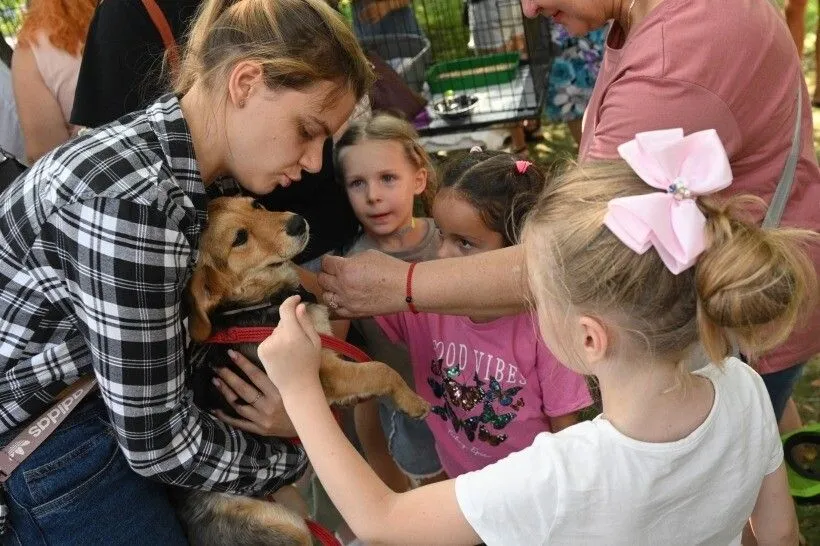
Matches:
[319,0,819,424]
[12,0,96,164]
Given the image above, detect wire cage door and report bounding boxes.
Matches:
[346,0,553,135]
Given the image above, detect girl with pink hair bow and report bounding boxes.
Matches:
[254,129,815,545]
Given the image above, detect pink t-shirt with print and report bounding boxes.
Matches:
[376,312,592,478]
[579,0,820,373]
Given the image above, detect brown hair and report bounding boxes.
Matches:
[174,0,374,105]
[16,0,96,56]
[440,151,547,247]
[523,161,817,371]
[334,113,438,213]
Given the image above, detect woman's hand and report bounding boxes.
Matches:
[212,350,298,437]
[318,251,408,318]
[257,296,323,395]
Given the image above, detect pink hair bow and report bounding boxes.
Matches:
[603,128,733,274]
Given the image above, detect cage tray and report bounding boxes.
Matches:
[426,52,520,95]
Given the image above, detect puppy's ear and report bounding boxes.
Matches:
[187,263,231,342]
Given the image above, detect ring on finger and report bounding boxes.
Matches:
[249,391,263,406]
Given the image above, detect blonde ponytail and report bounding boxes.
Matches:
[696,196,818,363]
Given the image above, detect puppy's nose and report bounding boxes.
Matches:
[285,215,307,236]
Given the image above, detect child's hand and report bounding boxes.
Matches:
[257,295,322,394]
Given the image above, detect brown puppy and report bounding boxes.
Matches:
[178,196,429,546]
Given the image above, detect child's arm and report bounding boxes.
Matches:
[256,296,481,545]
[550,412,580,432]
[287,381,479,544]
[748,464,799,546]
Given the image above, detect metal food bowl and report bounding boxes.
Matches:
[433,94,480,120]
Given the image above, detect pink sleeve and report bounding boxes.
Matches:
[585,76,742,161]
[536,339,592,417]
[374,313,408,345]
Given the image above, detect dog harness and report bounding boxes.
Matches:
[203,286,370,363]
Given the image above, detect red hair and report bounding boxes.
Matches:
[16,0,97,56]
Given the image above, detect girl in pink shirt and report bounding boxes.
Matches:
[376,149,592,477]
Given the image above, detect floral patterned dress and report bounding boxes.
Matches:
[545,24,608,122]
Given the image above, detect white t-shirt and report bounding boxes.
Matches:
[455,357,782,545]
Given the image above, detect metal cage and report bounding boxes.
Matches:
[345,0,553,135]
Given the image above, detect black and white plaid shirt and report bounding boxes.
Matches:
[0,95,307,528]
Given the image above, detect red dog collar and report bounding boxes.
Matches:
[205,327,371,364]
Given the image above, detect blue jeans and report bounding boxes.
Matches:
[0,397,187,546]
[378,398,442,479]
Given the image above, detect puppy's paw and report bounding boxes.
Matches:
[396,392,431,419]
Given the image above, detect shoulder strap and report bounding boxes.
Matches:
[141,0,181,78]
[762,76,803,229]
[0,376,98,483]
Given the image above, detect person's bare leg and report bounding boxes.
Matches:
[353,400,411,493]
[779,397,803,435]
[509,125,528,157]
[785,0,809,57]
[742,522,759,546]
[567,118,583,146]
[779,396,817,469]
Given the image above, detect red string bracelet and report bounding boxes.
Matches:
[405,262,419,314]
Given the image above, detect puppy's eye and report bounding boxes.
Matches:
[251,200,264,210]
[233,229,248,247]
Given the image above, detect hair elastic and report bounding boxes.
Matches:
[405,262,419,314]
[515,160,532,174]
[469,146,483,154]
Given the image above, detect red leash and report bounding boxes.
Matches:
[206,327,371,363]
[216,327,364,546]
[205,326,369,445]
[306,520,343,546]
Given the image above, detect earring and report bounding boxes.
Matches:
[238,99,246,108]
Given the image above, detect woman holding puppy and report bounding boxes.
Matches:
[0,0,373,542]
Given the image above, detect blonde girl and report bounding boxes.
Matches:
[335,113,438,258]
[255,129,814,545]
[0,0,372,542]
[335,114,444,493]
